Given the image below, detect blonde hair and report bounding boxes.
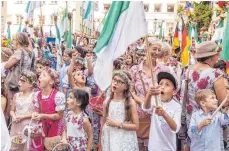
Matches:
[13,32,32,54]
[195,89,215,106]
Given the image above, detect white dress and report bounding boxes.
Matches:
[102,99,139,151]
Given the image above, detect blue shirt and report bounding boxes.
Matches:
[188,109,229,151]
[59,63,70,90]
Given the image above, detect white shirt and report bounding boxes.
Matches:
[142,97,182,151]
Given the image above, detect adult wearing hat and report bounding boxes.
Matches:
[181,41,229,150]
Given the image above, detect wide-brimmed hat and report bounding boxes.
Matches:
[195,41,220,59]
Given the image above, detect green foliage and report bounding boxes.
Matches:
[189,2,213,33]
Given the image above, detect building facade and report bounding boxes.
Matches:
[4,1,95,38]
[94,1,178,38]
[1,1,7,34]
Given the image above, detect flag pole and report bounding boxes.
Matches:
[145,35,159,106]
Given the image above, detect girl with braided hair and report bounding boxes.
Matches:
[101,70,139,151]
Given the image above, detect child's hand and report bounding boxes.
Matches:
[33,113,43,121]
[200,118,212,128]
[154,106,165,116]
[60,138,68,144]
[148,86,161,97]
[106,117,119,127]
[32,112,39,119]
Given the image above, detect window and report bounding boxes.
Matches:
[80,24,82,30]
[1,16,4,25]
[80,7,83,16]
[51,16,54,25]
[16,15,20,24]
[167,4,174,12]
[94,1,98,11]
[104,4,110,12]
[2,1,4,7]
[15,1,23,4]
[154,4,162,12]
[144,4,149,12]
[39,15,45,25]
[42,1,46,4]
[50,1,57,5]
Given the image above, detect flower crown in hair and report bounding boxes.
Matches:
[112,70,131,86]
[44,67,60,88]
[20,70,37,87]
[75,57,84,65]
[36,57,52,67]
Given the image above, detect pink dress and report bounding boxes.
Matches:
[31,89,66,151]
[10,92,35,151]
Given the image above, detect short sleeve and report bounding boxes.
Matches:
[55,92,66,111]
[11,50,22,60]
[33,91,40,109]
[212,69,224,83]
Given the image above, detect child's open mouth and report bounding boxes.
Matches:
[161,91,164,95]
[112,86,117,90]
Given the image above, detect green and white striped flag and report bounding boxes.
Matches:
[7,25,11,40]
[83,1,92,19]
[60,5,68,41]
[93,1,147,91]
[17,21,22,33]
[159,22,163,40]
[25,1,41,21]
[212,18,224,43]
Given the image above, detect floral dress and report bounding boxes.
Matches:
[66,111,89,151]
[102,99,139,151]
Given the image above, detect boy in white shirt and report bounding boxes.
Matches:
[143,66,182,151]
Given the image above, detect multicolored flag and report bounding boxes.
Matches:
[7,25,11,40]
[172,23,180,50]
[181,24,190,67]
[25,1,41,22]
[93,1,147,91]
[60,4,68,41]
[226,61,229,75]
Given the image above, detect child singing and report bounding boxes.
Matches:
[143,66,182,151]
[32,67,66,150]
[10,70,37,151]
[101,71,139,151]
[61,89,93,151]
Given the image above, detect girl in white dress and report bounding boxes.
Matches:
[101,71,139,151]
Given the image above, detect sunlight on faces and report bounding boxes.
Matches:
[18,76,33,91]
[73,70,86,84]
[67,92,81,110]
[149,43,162,59]
[36,63,45,76]
[63,52,71,63]
[125,55,133,65]
[111,75,127,94]
[74,62,84,71]
[159,79,176,101]
[39,70,54,88]
[200,94,218,111]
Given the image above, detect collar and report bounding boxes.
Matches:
[199,109,214,116]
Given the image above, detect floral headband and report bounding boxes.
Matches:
[44,67,60,88]
[36,57,52,67]
[112,70,131,86]
[20,70,37,87]
[75,58,84,66]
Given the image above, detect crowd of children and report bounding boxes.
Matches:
[1,32,229,151]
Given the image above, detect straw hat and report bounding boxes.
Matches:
[195,41,220,59]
